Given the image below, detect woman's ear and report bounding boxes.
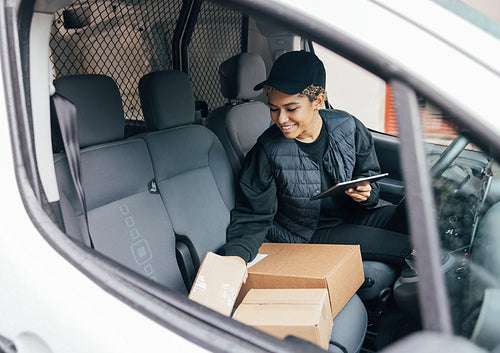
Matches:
[313,93,326,110]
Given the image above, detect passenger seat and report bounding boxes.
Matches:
[53,74,186,293]
[205,52,272,176]
[138,70,235,274]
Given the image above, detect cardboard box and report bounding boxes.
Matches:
[188,252,247,316]
[238,243,364,318]
[233,288,333,349]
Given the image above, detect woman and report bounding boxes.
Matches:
[220,51,409,266]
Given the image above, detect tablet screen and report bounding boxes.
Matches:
[309,173,389,201]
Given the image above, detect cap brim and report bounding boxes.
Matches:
[253,80,267,91]
[253,79,308,95]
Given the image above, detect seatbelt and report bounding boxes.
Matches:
[51,93,94,248]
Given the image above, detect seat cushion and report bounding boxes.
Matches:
[330,294,368,353]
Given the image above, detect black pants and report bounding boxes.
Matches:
[309,204,411,265]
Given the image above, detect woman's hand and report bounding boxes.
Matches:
[225,256,248,283]
[345,181,371,202]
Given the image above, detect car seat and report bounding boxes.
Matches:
[205,52,272,176]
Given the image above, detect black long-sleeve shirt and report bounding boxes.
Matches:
[219,116,381,263]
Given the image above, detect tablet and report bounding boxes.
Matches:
[309,172,389,201]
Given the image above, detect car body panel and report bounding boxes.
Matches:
[2,0,500,352]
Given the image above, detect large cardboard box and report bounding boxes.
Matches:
[188,252,247,316]
[239,243,364,318]
[233,288,333,349]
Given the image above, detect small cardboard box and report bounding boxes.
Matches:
[188,252,247,316]
[239,243,364,318]
[233,288,333,349]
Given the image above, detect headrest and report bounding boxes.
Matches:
[219,52,266,100]
[53,74,124,148]
[139,70,195,131]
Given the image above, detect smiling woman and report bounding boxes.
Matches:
[220,50,410,273]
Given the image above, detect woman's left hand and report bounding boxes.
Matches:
[345,181,371,202]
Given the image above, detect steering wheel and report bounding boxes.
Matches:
[429,135,469,179]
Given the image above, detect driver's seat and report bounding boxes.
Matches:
[468,201,500,350]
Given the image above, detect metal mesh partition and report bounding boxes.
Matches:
[189,1,243,111]
[50,0,245,123]
[50,0,183,123]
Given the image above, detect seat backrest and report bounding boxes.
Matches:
[53,74,186,293]
[205,52,271,175]
[139,70,235,267]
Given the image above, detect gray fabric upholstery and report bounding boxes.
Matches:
[473,201,500,278]
[330,294,368,353]
[139,70,235,261]
[357,261,397,301]
[219,52,266,100]
[207,102,271,174]
[53,74,124,148]
[144,127,234,259]
[53,74,185,293]
[54,139,186,293]
[206,52,272,174]
[139,70,196,131]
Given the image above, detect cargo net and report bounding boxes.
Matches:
[50,0,183,124]
[50,0,244,124]
[189,1,243,111]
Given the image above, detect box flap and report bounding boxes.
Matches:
[188,252,246,316]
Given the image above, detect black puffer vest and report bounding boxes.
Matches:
[259,109,356,243]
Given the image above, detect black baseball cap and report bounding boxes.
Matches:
[254,51,326,94]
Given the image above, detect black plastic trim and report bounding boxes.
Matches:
[173,0,202,74]
[241,14,248,53]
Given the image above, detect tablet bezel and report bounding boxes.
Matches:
[309,172,389,200]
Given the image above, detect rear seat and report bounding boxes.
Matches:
[53,74,186,293]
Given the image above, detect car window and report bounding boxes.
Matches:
[315,42,463,149]
[314,43,387,132]
[425,122,500,341]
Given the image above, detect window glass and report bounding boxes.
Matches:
[314,43,387,132]
[425,116,500,342]
[315,42,471,149]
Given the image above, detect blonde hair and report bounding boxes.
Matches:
[263,84,327,102]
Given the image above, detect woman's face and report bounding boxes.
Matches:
[267,89,323,143]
